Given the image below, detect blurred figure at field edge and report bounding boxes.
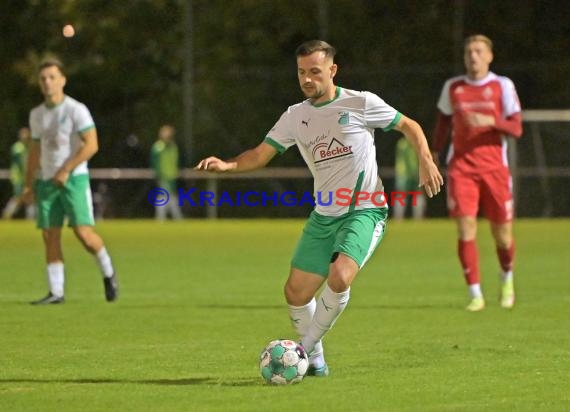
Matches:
[2,127,36,219]
[392,135,426,220]
[150,124,183,221]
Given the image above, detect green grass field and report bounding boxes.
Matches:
[1,219,569,411]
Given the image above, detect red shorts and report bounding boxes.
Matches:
[447,167,514,223]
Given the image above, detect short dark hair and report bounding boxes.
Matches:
[38,57,66,76]
[295,40,336,60]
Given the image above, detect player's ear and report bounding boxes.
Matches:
[62,75,67,88]
[486,44,494,64]
[330,63,338,79]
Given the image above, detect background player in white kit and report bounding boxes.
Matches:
[196,40,443,376]
[22,58,118,304]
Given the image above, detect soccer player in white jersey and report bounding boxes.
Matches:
[196,40,443,376]
[22,58,118,304]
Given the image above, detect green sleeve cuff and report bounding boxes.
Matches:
[78,125,96,133]
[264,137,287,154]
[382,112,402,132]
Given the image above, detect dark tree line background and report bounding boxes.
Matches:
[1,0,569,217]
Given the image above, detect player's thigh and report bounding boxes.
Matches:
[447,170,480,218]
[291,211,336,277]
[35,179,65,229]
[334,207,388,270]
[62,174,95,227]
[480,168,514,223]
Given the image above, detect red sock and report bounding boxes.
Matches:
[497,241,515,272]
[458,240,480,285]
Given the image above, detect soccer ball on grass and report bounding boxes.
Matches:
[259,339,309,384]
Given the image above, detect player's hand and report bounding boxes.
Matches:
[419,158,444,198]
[21,186,34,205]
[465,112,495,127]
[53,168,70,186]
[194,156,235,172]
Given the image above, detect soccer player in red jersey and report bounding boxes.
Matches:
[432,35,523,311]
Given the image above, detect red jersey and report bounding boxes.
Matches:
[437,72,521,173]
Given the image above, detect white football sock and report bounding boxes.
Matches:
[95,247,114,278]
[47,262,64,297]
[301,284,350,355]
[288,298,325,368]
[501,270,513,282]
[469,283,483,299]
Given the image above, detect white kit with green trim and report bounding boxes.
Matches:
[265,86,401,216]
[30,95,96,180]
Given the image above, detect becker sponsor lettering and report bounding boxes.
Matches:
[314,137,354,163]
[320,145,352,158]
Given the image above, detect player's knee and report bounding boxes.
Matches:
[283,283,294,304]
[328,263,355,293]
[457,217,477,240]
[74,226,88,240]
[327,275,351,293]
[43,229,61,244]
[284,281,312,306]
[491,223,512,249]
[73,227,97,251]
[494,233,512,249]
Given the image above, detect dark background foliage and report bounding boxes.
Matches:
[1,0,569,217]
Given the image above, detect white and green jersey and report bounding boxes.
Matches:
[29,95,95,180]
[265,86,401,216]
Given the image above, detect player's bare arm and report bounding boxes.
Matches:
[195,142,277,172]
[394,114,444,198]
[53,128,99,186]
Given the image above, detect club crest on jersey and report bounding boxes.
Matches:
[312,137,353,163]
[482,86,493,100]
[338,111,349,125]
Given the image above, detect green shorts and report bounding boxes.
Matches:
[291,208,388,277]
[35,174,95,229]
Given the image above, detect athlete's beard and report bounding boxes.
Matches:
[302,85,324,101]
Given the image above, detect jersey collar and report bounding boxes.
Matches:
[312,86,341,107]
